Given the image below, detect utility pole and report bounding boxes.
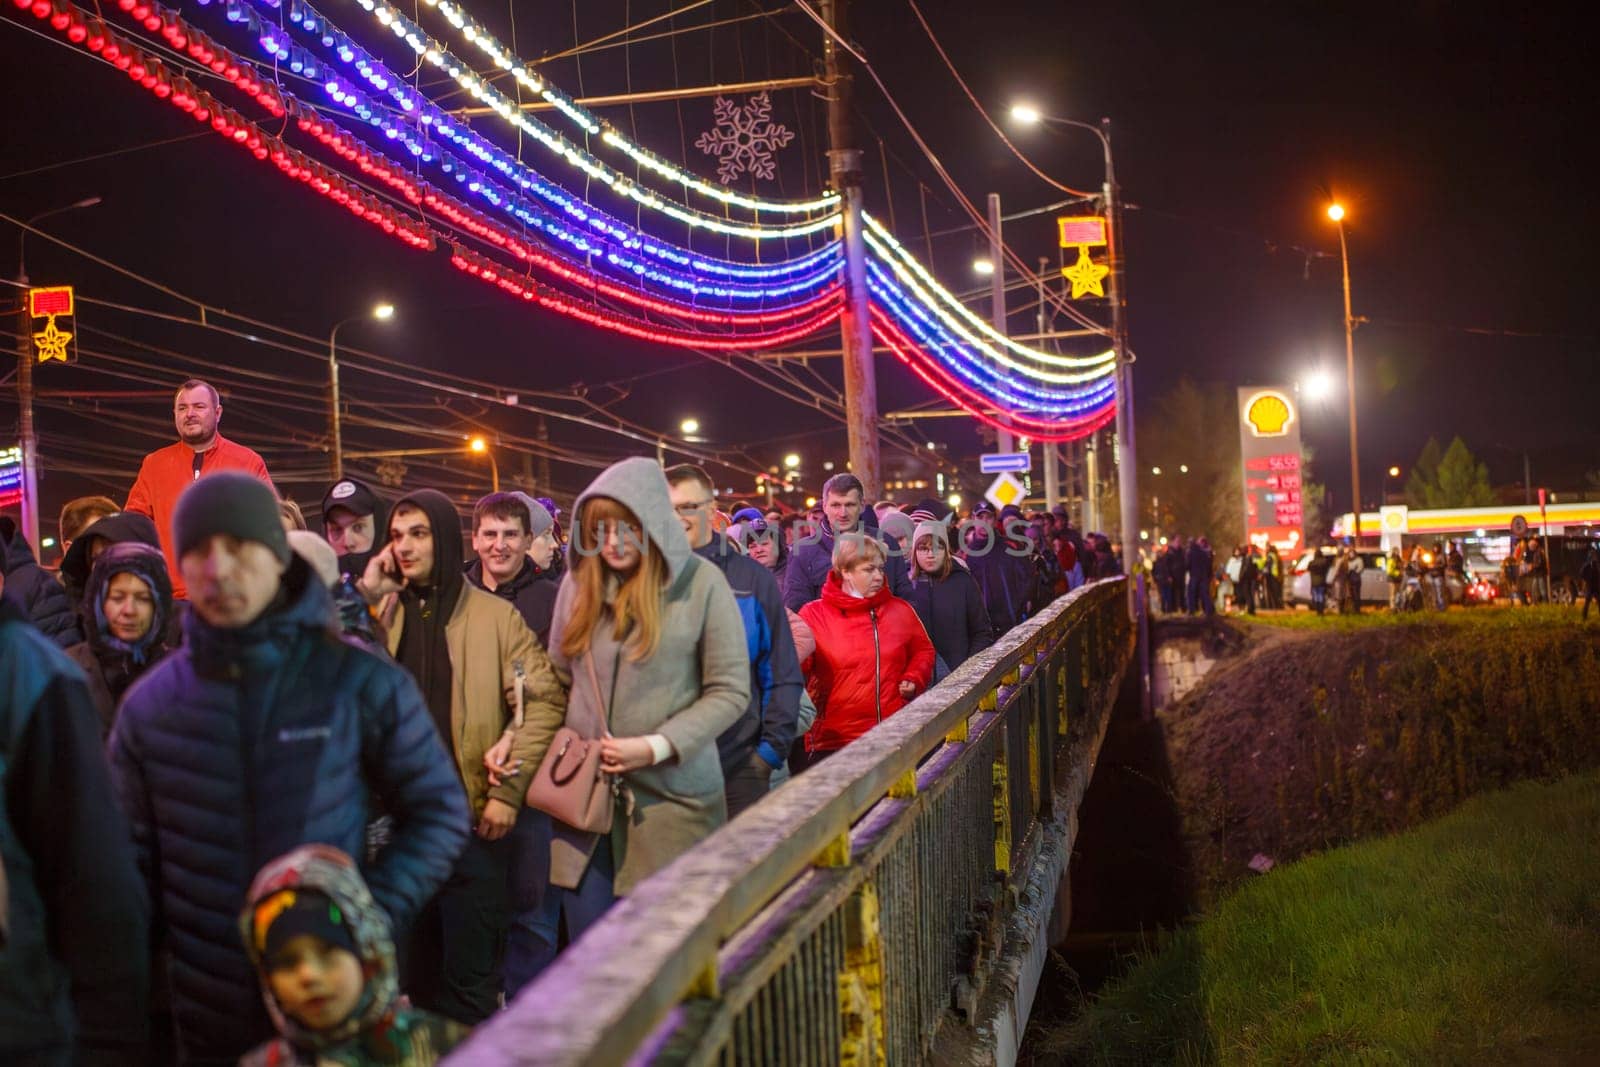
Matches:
[987,194,1014,454]
[1103,119,1139,578]
[1329,206,1362,541]
[821,0,880,499]
[1037,255,1059,510]
[13,286,37,550]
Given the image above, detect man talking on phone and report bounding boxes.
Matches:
[359,488,567,1024]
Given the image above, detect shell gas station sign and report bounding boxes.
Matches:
[1238,386,1304,552]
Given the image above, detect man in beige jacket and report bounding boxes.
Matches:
[360,488,565,1024]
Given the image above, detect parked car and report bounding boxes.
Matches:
[1286,548,1391,607]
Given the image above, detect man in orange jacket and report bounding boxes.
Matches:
[125,378,276,599]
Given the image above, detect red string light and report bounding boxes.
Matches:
[870,308,1115,442]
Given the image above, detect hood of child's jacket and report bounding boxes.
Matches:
[570,456,691,583]
[239,844,398,1053]
[393,488,466,618]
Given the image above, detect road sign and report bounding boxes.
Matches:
[979,451,1031,474]
[1510,514,1528,537]
[984,471,1027,511]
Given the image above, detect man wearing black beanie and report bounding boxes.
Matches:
[107,473,470,1065]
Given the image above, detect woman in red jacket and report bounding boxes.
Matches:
[798,534,936,761]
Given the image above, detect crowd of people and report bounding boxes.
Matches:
[0,378,1123,1066]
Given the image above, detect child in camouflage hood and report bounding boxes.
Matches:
[240,845,469,1066]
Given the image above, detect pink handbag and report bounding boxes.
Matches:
[525,654,615,833]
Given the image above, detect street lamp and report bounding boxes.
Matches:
[971,257,995,276]
[1327,201,1362,540]
[1009,104,1138,584]
[680,417,700,437]
[328,302,396,481]
[468,435,500,491]
[783,453,801,469]
[15,195,102,551]
[1384,464,1401,504]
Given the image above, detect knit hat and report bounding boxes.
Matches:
[878,510,915,546]
[173,473,289,564]
[287,530,339,589]
[912,519,950,550]
[250,887,358,962]
[908,499,950,524]
[731,506,765,525]
[510,492,555,539]
[320,477,380,521]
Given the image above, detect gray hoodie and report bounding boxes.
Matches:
[546,458,751,894]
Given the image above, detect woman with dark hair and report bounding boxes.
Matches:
[904,521,992,681]
[535,458,749,949]
[64,541,175,735]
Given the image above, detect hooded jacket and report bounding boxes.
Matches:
[797,571,935,754]
[383,489,566,818]
[783,506,911,612]
[693,532,803,771]
[963,522,1037,637]
[545,458,750,894]
[57,510,163,608]
[239,845,467,1066]
[0,597,149,1067]
[64,541,176,735]
[464,555,561,649]
[0,516,80,648]
[108,555,470,1063]
[123,431,276,600]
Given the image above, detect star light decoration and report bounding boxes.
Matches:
[1057,215,1110,299]
[695,92,794,185]
[33,319,74,363]
[28,286,76,363]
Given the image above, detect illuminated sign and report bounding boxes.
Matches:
[1058,214,1110,298]
[28,285,75,364]
[0,445,22,509]
[1238,386,1304,551]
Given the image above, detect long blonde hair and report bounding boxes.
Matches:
[560,496,669,663]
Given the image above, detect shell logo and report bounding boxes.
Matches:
[1243,390,1296,437]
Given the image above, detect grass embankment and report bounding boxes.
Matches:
[1052,774,1600,1065]
[1166,607,1600,900]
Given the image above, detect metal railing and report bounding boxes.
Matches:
[451,578,1133,1065]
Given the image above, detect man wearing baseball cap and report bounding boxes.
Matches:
[320,477,387,577]
[108,473,469,1064]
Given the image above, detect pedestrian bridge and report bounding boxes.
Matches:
[452,578,1135,1066]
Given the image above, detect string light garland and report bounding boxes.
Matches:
[394,0,839,217]
[447,244,845,351]
[24,0,433,252]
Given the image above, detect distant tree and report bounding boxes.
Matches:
[1136,377,1243,549]
[1405,436,1495,508]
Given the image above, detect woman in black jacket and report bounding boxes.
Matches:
[904,520,994,681]
[63,540,175,735]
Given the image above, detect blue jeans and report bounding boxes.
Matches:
[502,834,616,998]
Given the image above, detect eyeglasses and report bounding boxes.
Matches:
[673,499,714,516]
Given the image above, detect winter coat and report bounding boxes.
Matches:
[108,556,470,1063]
[239,846,468,1067]
[964,531,1036,636]
[383,491,567,820]
[545,458,751,895]
[695,533,803,771]
[783,507,911,612]
[123,432,276,600]
[798,571,936,754]
[0,517,80,648]
[1307,551,1332,588]
[464,556,561,649]
[903,566,993,673]
[1187,543,1214,589]
[0,598,149,1067]
[63,541,175,736]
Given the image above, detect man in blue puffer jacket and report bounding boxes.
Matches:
[783,473,911,612]
[108,474,469,1065]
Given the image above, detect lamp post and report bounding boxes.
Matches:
[15,195,102,550]
[1384,464,1400,505]
[1327,203,1362,540]
[469,435,500,492]
[1010,106,1137,578]
[327,302,394,481]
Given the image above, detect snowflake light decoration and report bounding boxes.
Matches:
[695,92,794,185]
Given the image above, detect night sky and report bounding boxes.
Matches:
[3,1,1595,538]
